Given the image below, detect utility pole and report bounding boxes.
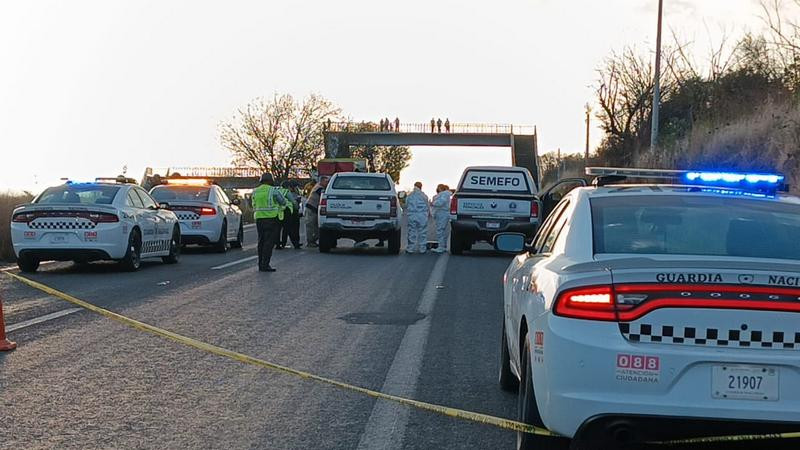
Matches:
[650,0,664,152]
[584,103,591,162]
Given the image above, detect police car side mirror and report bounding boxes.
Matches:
[158,202,170,210]
[397,191,407,200]
[493,233,527,254]
[232,198,241,206]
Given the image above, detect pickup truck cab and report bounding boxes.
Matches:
[449,166,540,254]
[318,172,402,254]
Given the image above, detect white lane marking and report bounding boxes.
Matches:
[243,223,256,230]
[7,308,83,333]
[210,255,258,270]
[357,254,450,450]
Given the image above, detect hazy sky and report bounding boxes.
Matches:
[0,0,789,194]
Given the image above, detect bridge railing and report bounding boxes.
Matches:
[147,167,264,178]
[325,121,536,135]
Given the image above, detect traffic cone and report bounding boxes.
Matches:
[0,293,17,351]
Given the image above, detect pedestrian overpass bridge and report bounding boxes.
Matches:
[323,122,540,185]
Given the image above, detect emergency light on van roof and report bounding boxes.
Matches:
[586,167,786,194]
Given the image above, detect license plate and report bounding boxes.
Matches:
[486,221,500,229]
[712,364,779,401]
[50,234,68,244]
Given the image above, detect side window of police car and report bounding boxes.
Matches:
[127,190,144,209]
[533,199,570,255]
[135,188,158,210]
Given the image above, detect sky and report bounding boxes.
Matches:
[0,0,793,196]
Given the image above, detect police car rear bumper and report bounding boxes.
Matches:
[17,248,113,262]
[538,313,800,439]
[178,220,223,244]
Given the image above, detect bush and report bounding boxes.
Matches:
[0,192,34,262]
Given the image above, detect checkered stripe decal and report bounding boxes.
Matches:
[142,239,171,254]
[620,323,800,349]
[29,221,96,230]
[176,213,200,220]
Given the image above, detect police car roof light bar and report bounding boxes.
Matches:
[586,167,787,193]
[164,178,212,186]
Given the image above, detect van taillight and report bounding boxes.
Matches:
[320,198,327,216]
[554,285,616,321]
[530,201,539,218]
[390,197,397,217]
[450,197,458,215]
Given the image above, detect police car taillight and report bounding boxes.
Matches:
[390,197,398,217]
[319,198,327,216]
[449,197,457,215]
[88,212,120,223]
[554,286,617,321]
[12,212,35,222]
[199,207,216,216]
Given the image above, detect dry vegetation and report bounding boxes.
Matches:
[0,191,33,262]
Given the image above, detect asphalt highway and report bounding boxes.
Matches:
[1,225,796,450]
[0,224,521,449]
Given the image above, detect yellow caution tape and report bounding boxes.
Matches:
[4,272,557,437]
[7,272,799,445]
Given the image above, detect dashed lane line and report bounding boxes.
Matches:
[7,308,83,332]
[210,255,259,270]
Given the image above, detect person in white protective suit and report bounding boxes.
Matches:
[405,182,430,254]
[430,184,452,253]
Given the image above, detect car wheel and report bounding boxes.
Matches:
[231,222,244,249]
[499,322,519,392]
[450,231,463,255]
[120,229,142,272]
[319,229,334,253]
[162,227,181,264]
[388,229,401,254]
[17,255,39,273]
[213,220,229,253]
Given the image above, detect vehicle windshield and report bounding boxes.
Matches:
[591,194,800,260]
[150,186,211,201]
[36,184,120,205]
[331,176,391,191]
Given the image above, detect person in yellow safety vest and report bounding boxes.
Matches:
[277,181,302,250]
[252,172,287,272]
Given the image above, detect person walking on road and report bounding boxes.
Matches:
[430,118,435,133]
[431,184,452,253]
[252,173,286,272]
[278,181,302,249]
[304,175,329,248]
[444,118,451,133]
[436,118,442,133]
[405,182,430,254]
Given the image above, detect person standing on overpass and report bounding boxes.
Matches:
[444,118,451,133]
[394,117,400,132]
[430,118,435,133]
[405,182,430,254]
[304,175,330,248]
[436,118,442,133]
[252,173,286,272]
[431,184,452,253]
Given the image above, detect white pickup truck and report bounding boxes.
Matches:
[449,166,541,254]
[318,172,402,254]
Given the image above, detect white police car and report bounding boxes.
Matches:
[149,178,243,252]
[11,177,180,272]
[496,168,800,448]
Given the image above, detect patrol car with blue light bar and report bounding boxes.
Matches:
[495,167,800,448]
[149,178,243,252]
[10,177,181,272]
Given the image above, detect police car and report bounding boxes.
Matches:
[11,177,180,272]
[496,168,800,448]
[149,178,243,252]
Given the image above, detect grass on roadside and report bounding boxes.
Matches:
[1,191,34,262]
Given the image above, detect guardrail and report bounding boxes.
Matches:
[325,121,536,135]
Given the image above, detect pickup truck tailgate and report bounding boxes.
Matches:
[456,197,531,217]
[326,195,392,217]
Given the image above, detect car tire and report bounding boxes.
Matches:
[162,227,181,264]
[231,222,244,249]
[518,333,566,450]
[17,255,39,273]
[213,221,229,253]
[120,229,142,272]
[450,231,463,255]
[388,229,401,254]
[499,322,519,392]
[319,229,334,253]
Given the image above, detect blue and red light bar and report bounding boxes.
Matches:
[586,167,787,194]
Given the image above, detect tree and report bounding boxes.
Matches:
[220,93,341,180]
